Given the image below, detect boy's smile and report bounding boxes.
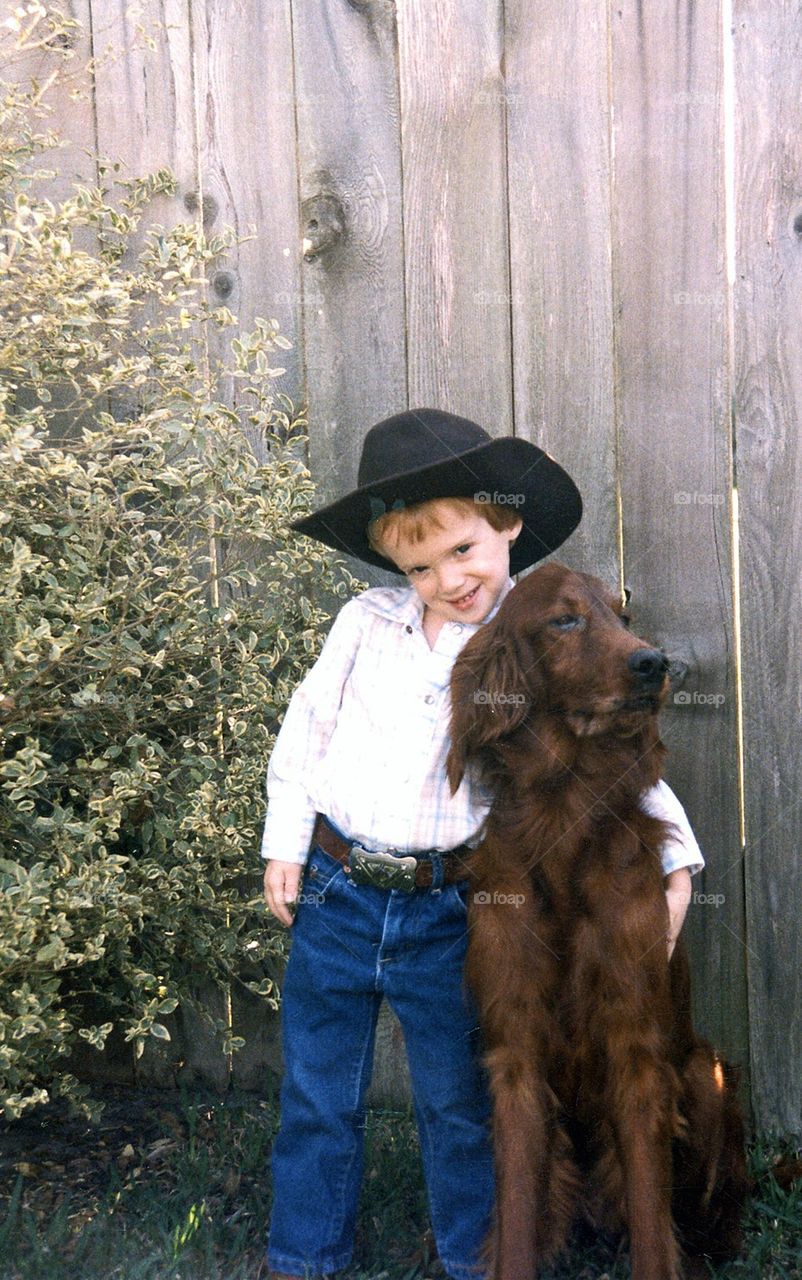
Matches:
[382,505,522,640]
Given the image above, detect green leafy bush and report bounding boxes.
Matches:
[0,15,359,1117]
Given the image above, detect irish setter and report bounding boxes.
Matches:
[447,562,747,1280]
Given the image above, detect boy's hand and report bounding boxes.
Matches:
[664,867,693,958]
[264,859,304,927]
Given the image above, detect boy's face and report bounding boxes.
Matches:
[383,506,523,626]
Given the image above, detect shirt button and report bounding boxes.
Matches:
[405,624,413,634]
[424,694,435,705]
[451,623,463,634]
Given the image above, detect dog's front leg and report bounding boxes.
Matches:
[485,1041,549,1279]
[466,882,569,1280]
[615,1094,680,1280]
[601,992,681,1280]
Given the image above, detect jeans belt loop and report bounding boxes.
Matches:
[429,851,445,893]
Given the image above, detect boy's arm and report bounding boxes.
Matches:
[664,867,692,957]
[261,596,363,868]
[263,860,304,928]
[641,779,704,876]
[640,780,703,957]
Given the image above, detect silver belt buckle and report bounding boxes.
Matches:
[348,845,418,892]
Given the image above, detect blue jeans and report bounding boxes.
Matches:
[267,840,494,1279]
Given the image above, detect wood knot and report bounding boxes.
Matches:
[211,270,235,299]
[301,191,346,261]
[666,657,690,691]
[184,190,219,226]
[46,29,77,50]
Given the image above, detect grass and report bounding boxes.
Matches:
[0,1085,799,1279]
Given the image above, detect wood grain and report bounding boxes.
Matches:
[91,2,227,1091]
[610,0,747,1078]
[91,0,195,222]
[290,0,406,559]
[5,0,96,201]
[504,0,618,582]
[733,0,802,1134]
[398,0,512,432]
[191,0,304,440]
[4,1,98,436]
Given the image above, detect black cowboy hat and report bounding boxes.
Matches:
[291,408,582,575]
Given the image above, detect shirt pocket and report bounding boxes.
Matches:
[341,640,416,725]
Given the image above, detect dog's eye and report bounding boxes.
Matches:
[550,614,583,631]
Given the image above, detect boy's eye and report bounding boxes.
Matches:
[620,612,632,629]
[406,542,472,575]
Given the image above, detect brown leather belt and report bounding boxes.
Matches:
[311,813,473,892]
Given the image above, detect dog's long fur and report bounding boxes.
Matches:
[447,562,746,1280]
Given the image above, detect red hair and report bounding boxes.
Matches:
[368,496,520,564]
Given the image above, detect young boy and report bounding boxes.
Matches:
[261,409,701,1280]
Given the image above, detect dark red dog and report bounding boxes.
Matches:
[447,562,746,1280]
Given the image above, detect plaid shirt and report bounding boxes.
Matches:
[261,580,704,876]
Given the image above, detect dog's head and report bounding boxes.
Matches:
[447,561,669,792]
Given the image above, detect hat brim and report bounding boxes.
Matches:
[290,437,582,575]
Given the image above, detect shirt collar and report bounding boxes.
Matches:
[481,576,515,626]
[357,577,515,632]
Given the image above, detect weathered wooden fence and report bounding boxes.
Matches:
[11,0,802,1135]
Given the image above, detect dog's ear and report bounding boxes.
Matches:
[446,618,534,793]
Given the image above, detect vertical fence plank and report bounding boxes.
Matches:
[273,0,411,1092]
[191,0,304,430]
[397,0,512,431]
[91,0,195,229]
[290,0,406,554]
[189,0,305,1094]
[504,0,617,580]
[90,1,197,405]
[91,1,231,1092]
[610,1,747,1076]
[4,1,98,440]
[733,0,802,1135]
[3,0,96,200]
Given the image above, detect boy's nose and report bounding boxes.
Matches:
[437,568,468,597]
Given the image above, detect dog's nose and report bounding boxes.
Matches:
[628,648,669,687]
